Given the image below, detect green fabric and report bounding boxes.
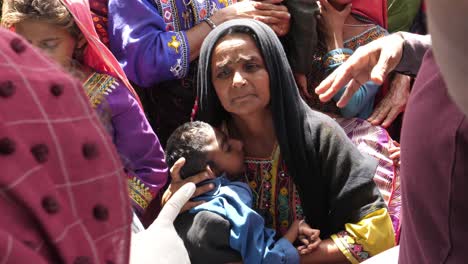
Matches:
[387,0,421,32]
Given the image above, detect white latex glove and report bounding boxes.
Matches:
[361,246,399,264]
[130,183,196,264]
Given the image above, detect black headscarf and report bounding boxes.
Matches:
[197,19,384,237]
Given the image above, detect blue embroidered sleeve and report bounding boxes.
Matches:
[190,178,300,264]
[108,0,190,87]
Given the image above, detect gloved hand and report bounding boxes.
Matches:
[130,183,196,264]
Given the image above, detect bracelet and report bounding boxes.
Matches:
[323,48,354,71]
[203,17,217,30]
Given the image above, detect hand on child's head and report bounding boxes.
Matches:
[297,220,322,255]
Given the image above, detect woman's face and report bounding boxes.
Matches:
[15,19,84,70]
[210,33,270,117]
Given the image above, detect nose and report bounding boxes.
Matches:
[232,71,247,88]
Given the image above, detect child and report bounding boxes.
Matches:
[166,121,321,264]
[1,0,168,217]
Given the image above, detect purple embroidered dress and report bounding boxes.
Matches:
[83,72,168,216]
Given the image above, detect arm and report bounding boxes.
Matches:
[108,81,169,214]
[315,33,430,107]
[108,0,290,87]
[108,0,196,86]
[393,32,432,76]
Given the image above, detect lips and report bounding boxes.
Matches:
[232,94,255,102]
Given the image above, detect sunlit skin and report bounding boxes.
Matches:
[15,19,86,74]
[204,127,245,179]
[211,34,271,119]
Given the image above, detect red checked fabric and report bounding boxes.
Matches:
[0,28,131,264]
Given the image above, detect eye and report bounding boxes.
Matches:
[40,40,59,50]
[245,62,259,72]
[216,67,231,79]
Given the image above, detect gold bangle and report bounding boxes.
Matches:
[204,17,217,30]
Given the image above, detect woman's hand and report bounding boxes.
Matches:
[161,157,215,213]
[211,0,291,36]
[317,0,351,50]
[368,73,411,128]
[315,33,405,106]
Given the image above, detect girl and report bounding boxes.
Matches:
[2,0,168,218]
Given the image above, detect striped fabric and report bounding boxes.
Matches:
[338,118,401,242]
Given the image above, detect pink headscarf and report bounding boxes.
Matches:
[351,0,388,29]
[59,0,143,107]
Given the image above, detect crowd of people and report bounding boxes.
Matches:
[0,0,466,263]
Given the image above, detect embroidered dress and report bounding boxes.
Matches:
[243,146,304,237]
[108,0,237,145]
[242,145,395,263]
[83,72,168,216]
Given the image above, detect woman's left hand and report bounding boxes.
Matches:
[367,73,411,128]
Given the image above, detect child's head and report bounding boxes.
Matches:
[2,0,86,70]
[166,121,245,180]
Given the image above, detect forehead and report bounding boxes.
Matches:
[15,19,72,39]
[212,33,261,60]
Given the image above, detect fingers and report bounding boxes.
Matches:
[381,107,402,128]
[336,78,362,108]
[316,63,358,102]
[187,170,215,185]
[299,236,310,246]
[368,102,391,125]
[307,237,321,251]
[157,182,196,223]
[170,157,186,182]
[317,0,332,11]
[180,200,206,214]
[255,15,282,25]
[192,182,215,198]
[254,2,289,13]
[259,0,284,4]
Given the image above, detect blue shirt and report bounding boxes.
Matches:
[190,176,299,264]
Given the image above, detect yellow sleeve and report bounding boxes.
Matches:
[331,208,395,263]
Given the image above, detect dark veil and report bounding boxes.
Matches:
[196,19,384,236]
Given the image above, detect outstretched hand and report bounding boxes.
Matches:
[315,33,405,108]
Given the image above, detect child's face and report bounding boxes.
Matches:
[15,19,84,70]
[205,127,245,179]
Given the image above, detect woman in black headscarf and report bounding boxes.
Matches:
[194,19,395,263]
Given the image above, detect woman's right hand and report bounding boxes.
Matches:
[211,0,291,36]
[161,157,215,213]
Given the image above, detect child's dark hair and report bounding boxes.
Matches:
[165,121,214,179]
